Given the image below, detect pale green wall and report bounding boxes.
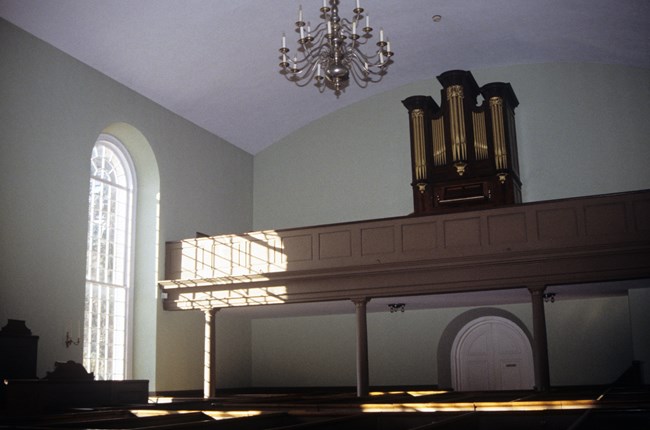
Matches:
[214,313,252,388]
[155,310,252,390]
[252,313,357,386]
[628,288,650,384]
[368,308,440,387]
[546,296,633,386]
[250,304,531,388]
[253,63,650,231]
[249,297,633,388]
[0,19,253,391]
[367,304,532,387]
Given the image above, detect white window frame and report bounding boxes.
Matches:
[83,134,136,380]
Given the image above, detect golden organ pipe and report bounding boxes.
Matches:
[447,85,467,162]
[490,97,507,170]
[473,111,488,160]
[411,109,427,181]
[432,117,446,166]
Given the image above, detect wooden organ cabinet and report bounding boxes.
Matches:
[402,70,521,213]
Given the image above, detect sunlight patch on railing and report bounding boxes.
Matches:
[361,399,599,413]
[148,396,174,404]
[203,410,263,420]
[369,390,448,397]
[475,399,597,411]
[176,286,288,310]
[131,409,193,417]
[407,390,449,397]
[362,403,473,413]
[178,231,287,280]
[131,409,262,419]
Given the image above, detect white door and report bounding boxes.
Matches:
[451,316,534,391]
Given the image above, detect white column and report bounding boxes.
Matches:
[528,286,550,391]
[352,298,370,397]
[203,308,219,398]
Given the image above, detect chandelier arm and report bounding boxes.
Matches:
[304,22,328,39]
[308,32,331,53]
[286,47,334,82]
[349,75,371,89]
[347,65,373,88]
[339,17,363,27]
[291,42,330,67]
[300,52,331,75]
[347,58,382,84]
[287,61,321,80]
[341,28,375,49]
[285,60,324,86]
[338,17,367,38]
[287,74,322,88]
[346,47,385,74]
[348,42,380,60]
[288,22,329,52]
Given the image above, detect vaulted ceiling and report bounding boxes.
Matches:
[2,0,649,155]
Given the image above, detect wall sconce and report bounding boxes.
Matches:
[388,303,405,313]
[543,293,556,303]
[65,331,80,348]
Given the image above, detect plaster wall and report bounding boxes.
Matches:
[546,296,633,386]
[249,297,632,388]
[629,288,650,384]
[249,296,632,387]
[0,19,253,391]
[253,63,650,231]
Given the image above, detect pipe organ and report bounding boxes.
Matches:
[403,70,521,213]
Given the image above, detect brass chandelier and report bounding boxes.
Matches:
[279,0,394,95]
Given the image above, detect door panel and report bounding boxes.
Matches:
[500,358,523,390]
[452,316,534,391]
[465,360,490,391]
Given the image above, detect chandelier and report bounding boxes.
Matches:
[279,0,394,95]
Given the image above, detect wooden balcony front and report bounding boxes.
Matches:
[159,190,650,311]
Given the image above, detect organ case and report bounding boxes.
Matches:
[403,70,521,213]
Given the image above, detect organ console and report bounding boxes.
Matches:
[403,70,521,214]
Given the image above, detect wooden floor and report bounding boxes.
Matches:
[1,385,649,429]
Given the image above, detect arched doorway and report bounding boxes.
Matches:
[451,316,534,391]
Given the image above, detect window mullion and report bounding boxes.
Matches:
[102,185,112,285]
[87,179,96,278]
[105,285,111,378]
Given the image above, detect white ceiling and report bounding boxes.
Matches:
[1,0,649,155]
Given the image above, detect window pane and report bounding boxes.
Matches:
[83,137,134,381]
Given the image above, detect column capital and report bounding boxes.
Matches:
[203,307,220,318]
[528,285,547,296]
[351,297,370,307]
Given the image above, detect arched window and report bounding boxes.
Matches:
[83,134,136,380]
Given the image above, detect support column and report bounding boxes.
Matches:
[203,307,219,398]
[528,286,550,391]
[352,298,370,397]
